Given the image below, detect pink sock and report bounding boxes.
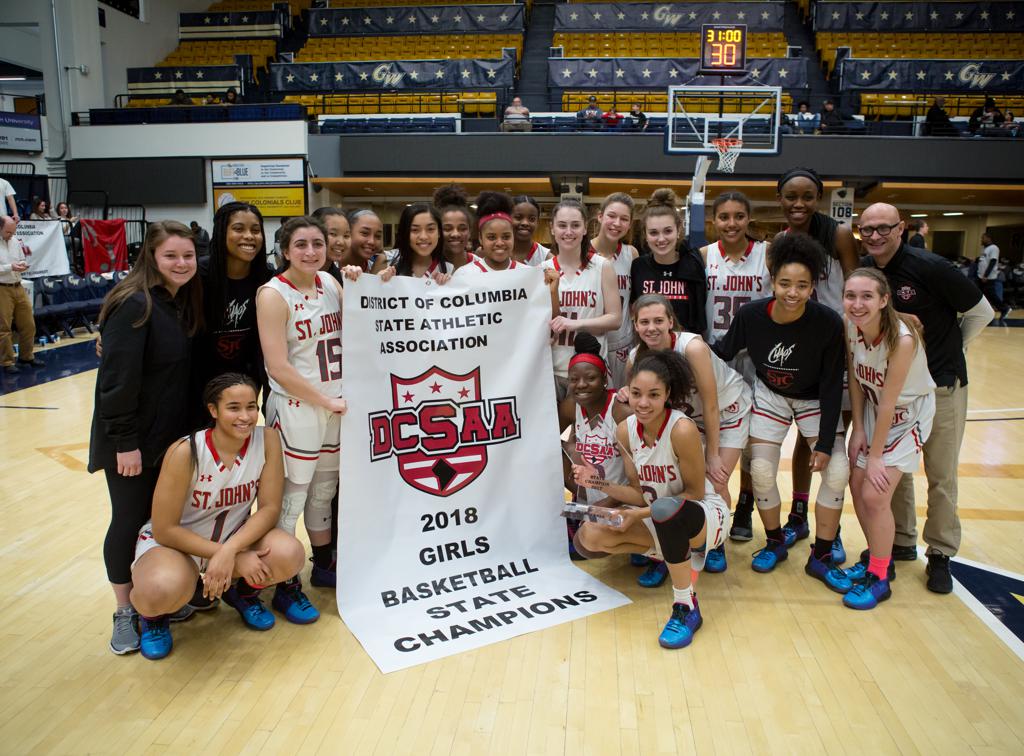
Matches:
[867,555,890,581]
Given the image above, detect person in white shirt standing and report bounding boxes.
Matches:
[0,216,44,374]
[0,177,18,222]
[978,231,1010,323]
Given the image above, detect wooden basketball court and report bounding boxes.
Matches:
[1,328,1022,754]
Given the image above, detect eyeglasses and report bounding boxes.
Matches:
[857,224,897,238]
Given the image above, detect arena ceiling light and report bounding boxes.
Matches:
[910,214,928,218]
[942,212,964,216]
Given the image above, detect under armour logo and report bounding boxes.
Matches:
[294,303,305,311]
[288,399,301,407]
[199,474,213,482]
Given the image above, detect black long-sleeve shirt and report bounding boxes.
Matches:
[629,246,708,335]
[712,297,845,453]
[88,288,192,472]
[862,243,985,387]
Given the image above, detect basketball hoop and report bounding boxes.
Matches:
[712,138,743,173]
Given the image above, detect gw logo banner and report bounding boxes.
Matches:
[959,63,996,89]
[373,63,405,87]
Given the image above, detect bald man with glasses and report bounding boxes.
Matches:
[858,203,993,593]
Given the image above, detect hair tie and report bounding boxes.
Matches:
[568,353,607,375]
[478,212,513,229]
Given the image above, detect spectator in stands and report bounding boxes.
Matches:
[924,97,956,136]
[978,231,1011,323]
[0,176,17,222]
[170,89,191,106]
[500,96,532,132]
[602,105,624,129]
[0,216,44,374]
[578,96,603,128]
[55,201,77,235]
[628,103,648,131]
[223,87,239,106]
[29,197,55,221]
[968,97,1004,135]
[907,219,928,249]
[1003,110,1019,137]
[818,99,844,134]
[190,221,211,258]
[792,101,815,134]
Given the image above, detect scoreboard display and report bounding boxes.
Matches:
[699,24,748,75]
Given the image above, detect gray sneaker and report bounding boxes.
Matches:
[110,606,140,654]
[169,604,195,623]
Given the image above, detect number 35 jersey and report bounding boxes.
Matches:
[704,240,771,345]
[260,272,343,397]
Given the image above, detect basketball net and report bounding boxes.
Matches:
[712,138,742,173]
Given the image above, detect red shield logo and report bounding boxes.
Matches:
[368,367,522,497]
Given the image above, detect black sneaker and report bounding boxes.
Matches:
[860,544,917,563]
[926,553,953,594]
[729,507,753,542]
[187,580,220,611]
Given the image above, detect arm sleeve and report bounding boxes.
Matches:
[982,252,998,279]
[711,305,746,362]
[815,315,845,454]
[97,298,148,452]
[960,296,995,347]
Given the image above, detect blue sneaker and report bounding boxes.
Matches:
[638,560,669,587]
[139,616,172,660]
[843,573,892,610]
[782,517,810,548]
[630,553,651,567]
[805,551,853,594]
[751,540,788,573]
[658,600,703,649]
[845,560,896,583]
[272,581,320,624]
[310,560,337,588]
[704,545,727,573]
[224,586,276,631]
[831,532,847,566]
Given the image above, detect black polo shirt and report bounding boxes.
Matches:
[862,244,985,388]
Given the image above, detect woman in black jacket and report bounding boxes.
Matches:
[88,220,203,656]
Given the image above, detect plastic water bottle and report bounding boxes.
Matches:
[561,502,624,527]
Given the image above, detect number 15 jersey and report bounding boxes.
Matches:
[705,240,771,345]
[260,272,343,398]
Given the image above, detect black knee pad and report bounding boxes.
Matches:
[651,497,705,564]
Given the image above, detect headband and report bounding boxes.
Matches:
[478,212,513,229]
[568,353,607,375]
[777,169,823,193]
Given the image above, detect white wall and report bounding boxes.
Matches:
[99,0,211,107]
[68,120,308,159]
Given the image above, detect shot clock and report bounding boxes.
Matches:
[699,24,748,75]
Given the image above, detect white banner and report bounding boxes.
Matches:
[17,220,69,278]
[339,269,630,673]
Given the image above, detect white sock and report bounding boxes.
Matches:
[672,585,695,609]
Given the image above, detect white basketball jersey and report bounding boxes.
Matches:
[139,428,265,548]
[574,390,626,504]
[542,254,608,377]
[386,249,454,279]
[848,320,936,406]
[705,240,771,344]
[452,257,524,281]
[260,272,343,397]
[816,258,845,314]
[524,242,550,267]
[627,409,689,505]
[629,331,746,425]
[603,242,637,351]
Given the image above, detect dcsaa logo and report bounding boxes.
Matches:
[372,63,405,87]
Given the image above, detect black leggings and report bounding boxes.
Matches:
[103,467,160,584]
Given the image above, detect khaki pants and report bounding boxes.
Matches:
[0,282,35,365]
[890,381,967,556]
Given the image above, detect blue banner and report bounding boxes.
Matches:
[309,5,524,36]
[839,58,1024,91]
[0,112,42,152]
[549,57,806,89]
[270,58,515,91]
[555,3,784,32]
[815,2,1024,31]
[179,10,283,39]
[127,66,243,95]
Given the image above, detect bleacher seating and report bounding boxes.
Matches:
[817,33,1024,75]
[208,0,312,10]
[160,39,277,70]
[859,92,1024,119]
[561,90,793,114]
[285,91,497,116]
[319,0,518,6]
[553,32,789,59]
[296,34,522,63]
[319,116,459,134]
